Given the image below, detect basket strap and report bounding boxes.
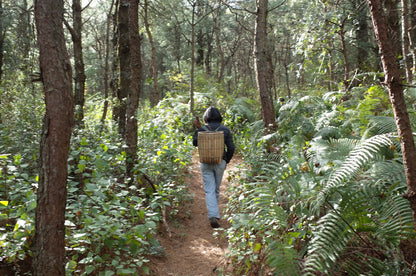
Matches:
[201,125,221,132]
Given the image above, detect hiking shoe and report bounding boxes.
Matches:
[209,217,220,228]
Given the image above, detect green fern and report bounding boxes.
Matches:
[313,133,399,213]
[267,243,301,276]
[303,132,412,275]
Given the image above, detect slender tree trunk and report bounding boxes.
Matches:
[410,0,416,76]
[33,0,74,274]
[0,0,3,81]
[402,0,412,83]
[190,2,196,114]
[254,0,275,128]
[111,0,120,123]
[101,0,115,126]
[144,0,159,106]
[356,1,369,71]
[117,0,130,136]
[126,0,141,180]
[213,7,225,83]
[72,0,86,127]
[384,0,401,57]
[205,28,213,75]
[367,0,416,232]
[196,28,204,67]
[0,0,3,123]
[17,0,30,64]
[338,19,350,90]
[266,37,276,100]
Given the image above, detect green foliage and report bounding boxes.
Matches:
[62,95,195,275]
[224,89,414,275]
[0,92,196,274]
[0,153,36,264]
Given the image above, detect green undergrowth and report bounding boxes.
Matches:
[222,87,416,275]
[0,94,197,275]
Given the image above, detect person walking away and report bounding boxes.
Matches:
[193,106,235,228]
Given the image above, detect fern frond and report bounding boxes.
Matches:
[364,115,397,136]
[305,155,411,275]
[267,243,301,276]
[315,133,397,208]
[303,211,352,275]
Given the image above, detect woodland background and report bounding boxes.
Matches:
[1,0,416,275]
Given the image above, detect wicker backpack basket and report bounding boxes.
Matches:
[198,126,224,164]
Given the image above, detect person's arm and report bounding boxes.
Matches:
[224,128,235,163]
[193,129,199,147]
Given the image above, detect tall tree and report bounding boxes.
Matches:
[254,0,275,128]
[401,0,412,83]
[0,0,4,82]
[33,0,74,274]
[116,0,130,136]
[410,0,416,73]
[126,0,141,179]
[366,0,416,231]
[0,0,3,124]
[65,0,87,127]
[143,0,160,106]
[354,0,370,72]
[101,0,115,126]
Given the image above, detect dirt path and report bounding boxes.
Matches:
[150,154,241,275]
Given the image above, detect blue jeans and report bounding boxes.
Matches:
[200,160,227,219]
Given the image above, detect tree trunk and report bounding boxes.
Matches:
[254,0,275,128]
[196,28,204,67]
[71,0,86,127]
[384,0,401,57]
[355,1,369,72]
[101,0,115,127]
[73,0,86,127]
[338,18,350,90]
[401,0,412,83]
[126,0,141,180]
[33,0,74,274]
[144,0,160,106]
[410,0,416,75]
[111,0,120,124]
[190,2,196,114]
[213,7,225,83]
[0,0,3,123]
[367,0,416,232]
[117,0,130,136]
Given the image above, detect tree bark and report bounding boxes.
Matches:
[355,1,370,72]
[367,0,416,232]
[126,0,141,180]
[66,0,86,127]
[190,2,196,114]
[144,0,160,106]
[338,18,350,90]
[254,0,275,128]
[33,0,74,274]
[384,0,401,57]
[117,0,130,136]
[410,0,416,74]
[401,0,412,83]
[0,0,3,123]
[72,0,86,127]
[101,0,115,127]
[212,6,225,83]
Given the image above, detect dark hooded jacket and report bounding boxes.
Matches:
[193,107,235,163]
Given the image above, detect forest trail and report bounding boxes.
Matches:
[150,153,241,275]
